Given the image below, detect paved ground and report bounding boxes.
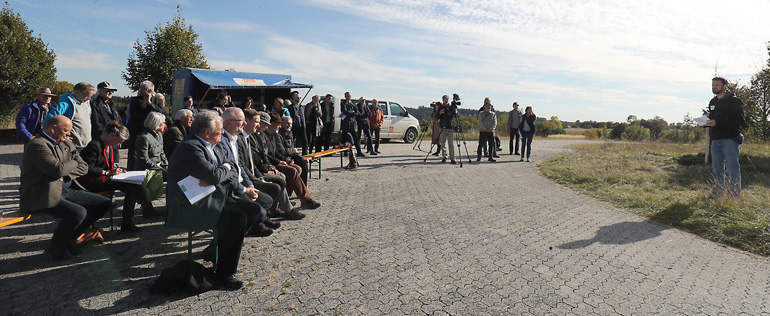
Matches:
[1,139,770,315]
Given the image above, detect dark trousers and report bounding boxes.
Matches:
[509,128,521,154]
[306,126,318,154]
[216,197,262,277]
[477,132,495,158]
[318,124,333,152]
[81,179,150,225]
[33,188,111,247]
[521,131,534,158]
[371,128,381,152]
[127,135,138,171]
[292,126,308,155]
[357,125,373,153]
[252,181,281,214]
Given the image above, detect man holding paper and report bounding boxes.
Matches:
[706,76,745,198]
[165,111,256,290]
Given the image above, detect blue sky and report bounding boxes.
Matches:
[8,0,770,123]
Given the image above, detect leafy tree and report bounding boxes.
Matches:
[639,116,667,140]
[747,68,770,140]
[122,12,208,94]
[627,115,638,124]
[622,125,650,141]
[536,116,565,136]
[0,3,57,122]
[50,80,74,97]
[610,122,628,139]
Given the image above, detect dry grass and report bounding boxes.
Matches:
[540,140,770,256]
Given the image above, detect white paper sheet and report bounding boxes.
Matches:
[110,171,145,185]
[694,115,712,126]
[178,175,215,204]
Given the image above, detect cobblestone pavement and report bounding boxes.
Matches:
[1,140,770,315]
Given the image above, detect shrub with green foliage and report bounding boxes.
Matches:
[622,125,650,141]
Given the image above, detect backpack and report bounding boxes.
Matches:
[149,260,216,295]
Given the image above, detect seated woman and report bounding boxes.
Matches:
[164,108,193,158]
[78,122,162,232]
[134,111,168,171]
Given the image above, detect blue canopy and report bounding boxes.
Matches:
[186,68,313,89]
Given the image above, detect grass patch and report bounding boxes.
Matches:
[540,141,770,256]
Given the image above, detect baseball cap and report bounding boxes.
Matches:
[97,81,117,91]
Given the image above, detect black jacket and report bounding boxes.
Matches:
[78,138,119,191]
[91,96,121,140]
[320,100,335,125]
[128,96,167,137]
[520,114,537,135]
[708,91,745,140]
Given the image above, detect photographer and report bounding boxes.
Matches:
[477,98,497,162]
[436,95,456,164]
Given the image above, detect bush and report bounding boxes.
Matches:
[610,123,628,139]
[622,125,650,141]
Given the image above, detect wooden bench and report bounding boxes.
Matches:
[1,190,116,229]
[303,147,350,179]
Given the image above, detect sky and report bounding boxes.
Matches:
[7,0,770,123]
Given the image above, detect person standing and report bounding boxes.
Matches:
[507,102,522,155]
[519,106,537,162]
[127,80,167,169]
[318,94,335,152]
[20,115,112,260]
[340,92,364,157]
[288,91,308,155]
[477,98,497,162]
[43,82,95,150]
[356,97,373,155]
[16,87,55,142]
[368,98,383,154]
[706,76,745,198]
[437,95,456,164]
[181,95,198,115]
[91,81,121,140]
[304,95,323,154]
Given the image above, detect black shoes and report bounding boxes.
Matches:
[264,219,281,229]
[282,208,306,220]
[476,156,481,162]
[450,160,457,164]
[45,244,74,261]
[488,158,497,162]
[356,152,366,157]
[301,199,321,209]
[217,274,244,290]
[493,154,500,158]
[441,158,447,163]
[247,223,274,237]
[121,222,142,233]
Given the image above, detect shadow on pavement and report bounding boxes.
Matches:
[557,221,667,249]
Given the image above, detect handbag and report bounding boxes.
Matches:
[143,168,164,201]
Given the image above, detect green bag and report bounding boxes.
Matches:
[143,169,164,201]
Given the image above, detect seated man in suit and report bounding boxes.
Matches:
[240,109,305,220]
[217,107,280,236]
[20,115,112,261]
[165,111,266,290]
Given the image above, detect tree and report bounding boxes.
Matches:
[50,80,74,97]
[748,68,770,140]
[535,116,565,136]
[0,3,57,122]
[610,122,629,139]
[622,125,650,141]
[122,11,208,94]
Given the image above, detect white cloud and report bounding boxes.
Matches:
[56,49,121,70]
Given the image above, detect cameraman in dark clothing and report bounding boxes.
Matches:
[436,95,456,164]
[706,76,745,198]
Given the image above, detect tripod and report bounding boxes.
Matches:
[413,121,432,152]
[452,116,473,167]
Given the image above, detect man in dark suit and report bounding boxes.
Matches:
[166,111,269,290]
[317,94,335,151]
[20,115,112,261]
[218,107,280,235]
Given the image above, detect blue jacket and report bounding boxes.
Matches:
[15,100,50,141]
[43,92,78,125]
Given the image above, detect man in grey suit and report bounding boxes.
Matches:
[20,115,112,261]
[165,111,265,290]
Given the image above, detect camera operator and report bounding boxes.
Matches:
[477,98,497,162]
[436,95,456,164]
[430,102,442,156]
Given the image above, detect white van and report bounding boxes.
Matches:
[330,99,420,143]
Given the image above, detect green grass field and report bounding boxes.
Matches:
[540,141,770,256]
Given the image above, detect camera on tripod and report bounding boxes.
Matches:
[450,93,461,111]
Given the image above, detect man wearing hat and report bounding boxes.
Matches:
[16,87,56,142]
[91,81,121,140]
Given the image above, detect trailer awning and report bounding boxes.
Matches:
[188,68,313,89]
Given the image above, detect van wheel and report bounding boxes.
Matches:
[403,127,418,143]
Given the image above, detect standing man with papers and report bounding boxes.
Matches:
[706,76,745,198]
[165,111,254,290]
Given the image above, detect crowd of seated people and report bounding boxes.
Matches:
[15,83,399,289]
